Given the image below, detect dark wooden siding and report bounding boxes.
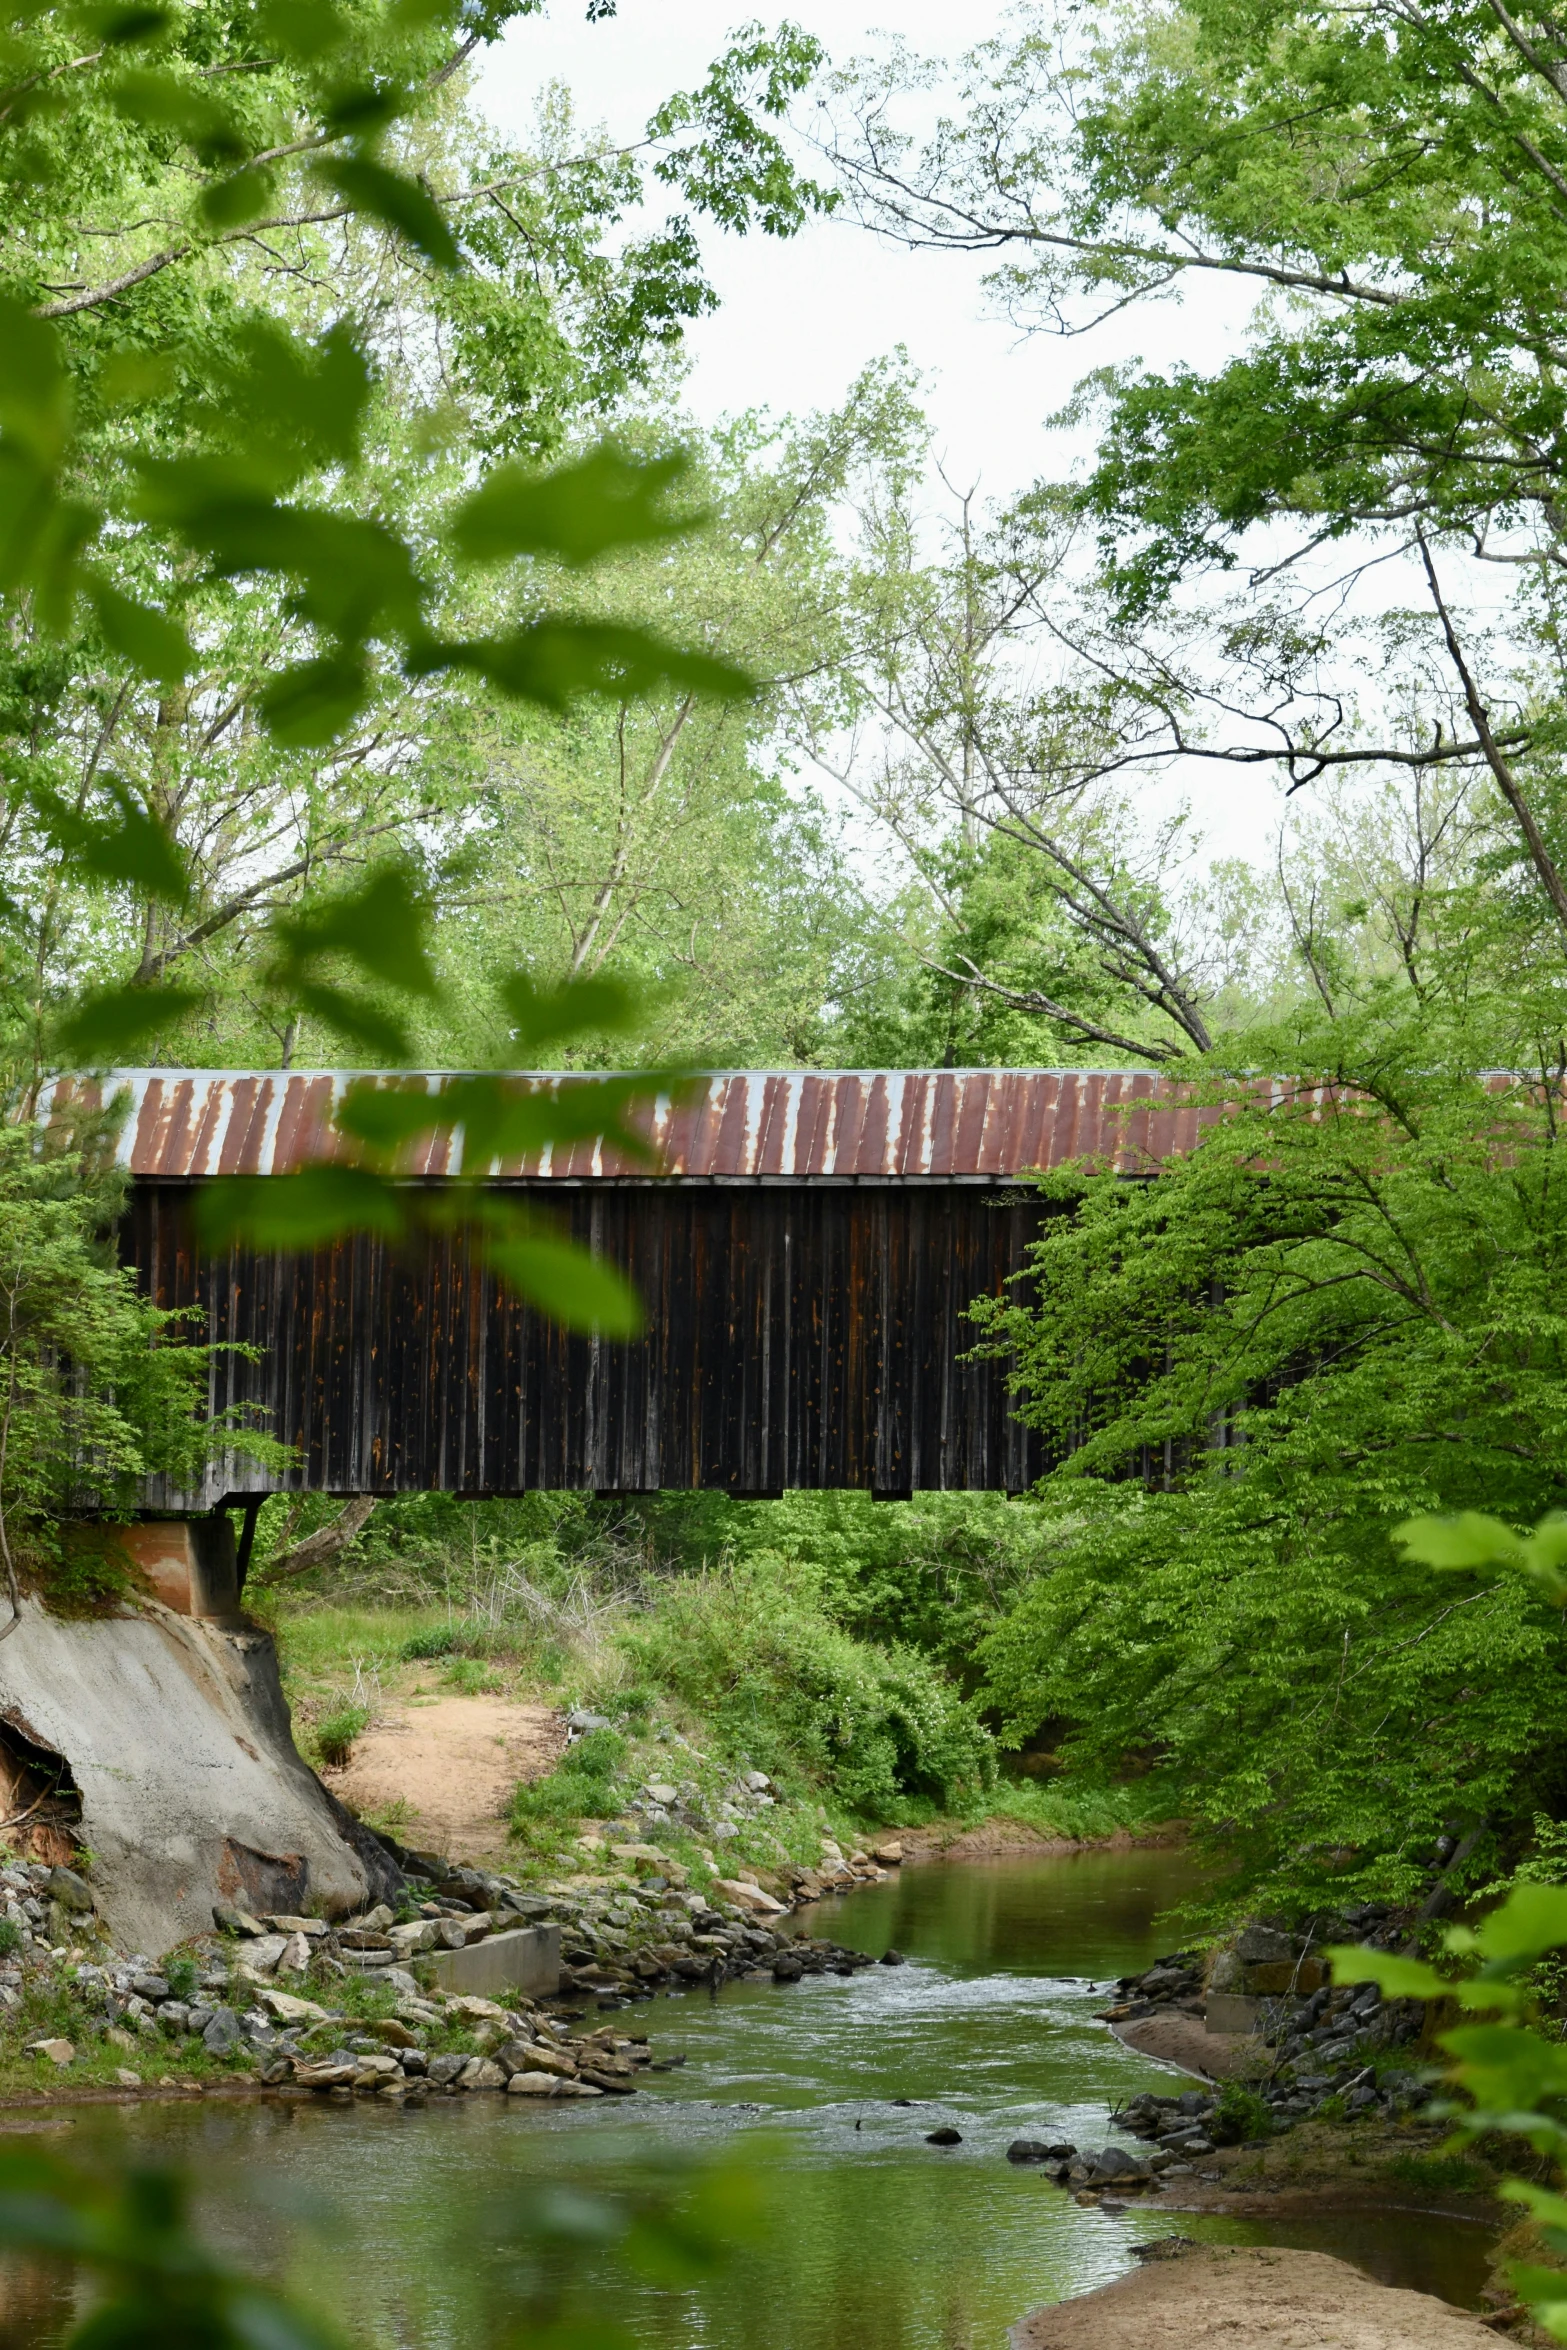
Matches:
[125,1181,1049,1504]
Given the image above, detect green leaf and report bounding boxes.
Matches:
[287,981,414,1061]
[85,578,192,684]
[1322,1945,1446,2000]
[418,621,752,710]
[95,350,179,409]
[314,157,460,270]
[194,1167,410,1252]
[1395,1511,1523,1570]
[254,0,347,59]
[266,866,439,1001]
[332,1070,663,1170]
[330,1078,450,1156]
[134,470,420,635]
[73,3,173,42]
[214,321,370,475]
[0,297,68,467]
[1458,1883,1567,1966]
[198,164,277,230]
[109,68,248,164]
[451,446,702,568]
[483,1230,643,1335]
[52,982,203,1062]
[497,971,640,1050]
[256,653,369,747]
[32,776,189,904]
[1396,1510,1567,1604]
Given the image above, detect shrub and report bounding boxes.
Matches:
[510,1728,628,1836]
[315,1704,371,1768]
[1213,2080,1273,2143]
[0,1921,21,1959]
[619,1553,995,1818]
[164,1956,197,2000]
[400,1629,459,1661]
[443,1656,502,1694]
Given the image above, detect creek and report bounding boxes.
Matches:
[2,1847,1497,2347]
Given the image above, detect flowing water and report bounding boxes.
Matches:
[0,1848,1497,2348]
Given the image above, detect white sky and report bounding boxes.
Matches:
[477,4,1293,867]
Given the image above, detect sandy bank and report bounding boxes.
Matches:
[1010,2242,1494,2348]
[1111,2010,1268,2079]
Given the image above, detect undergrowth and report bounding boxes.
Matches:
[256,1494,1160,1844]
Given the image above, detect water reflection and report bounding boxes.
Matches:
[0,1847,1497,2348]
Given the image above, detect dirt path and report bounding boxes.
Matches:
[324,1696,566,1862]
[1011,2243,1495,2348]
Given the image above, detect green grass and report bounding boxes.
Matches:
[510,1728,628,1851]
[314,1704,370,1768]
[982,1777,1165,1840]
[261,1603,460,1681]
[1389,2151,1493,2193]
[442,1656,504,1695]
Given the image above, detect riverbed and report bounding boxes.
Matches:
[0,1848,1497,2347]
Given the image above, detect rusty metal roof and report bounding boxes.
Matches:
[40,1067,1234,1181]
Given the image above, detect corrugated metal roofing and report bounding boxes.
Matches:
[41,1067,1233,1182]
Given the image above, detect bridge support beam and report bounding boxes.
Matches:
[98,1517,243,1623]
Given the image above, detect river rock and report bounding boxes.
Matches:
[925,2126,963,2146]
[514,2041,577,2079]
[427,2053,467,2086]
[714,1879,786,1916]
[26,2037,73,2065]
[212,1903,265,1936]
[460,2058,508,2091]
[202,2008,242,2054]
[297,2058,357,2087]
[1235,1924,1295,1965]
[388,1920,438,1954]
[47,1868,94,1916]
[255,1986,326,2024]
[1087,2148,1149,2185]
[879,1950,906,1966]
[1008,2139,1075,2164]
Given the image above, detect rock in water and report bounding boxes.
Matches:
[925,2126,963,2146]
[880,1949,906,1966]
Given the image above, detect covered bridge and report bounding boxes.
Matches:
[74,1067,1210,1509]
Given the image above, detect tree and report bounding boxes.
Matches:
[824,0,1567,940]
[800,462,1316,1060]
[0,0,845,1324]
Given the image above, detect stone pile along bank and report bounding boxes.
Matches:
[0,1838,895,2103]
[1087,1904,1434,2183]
